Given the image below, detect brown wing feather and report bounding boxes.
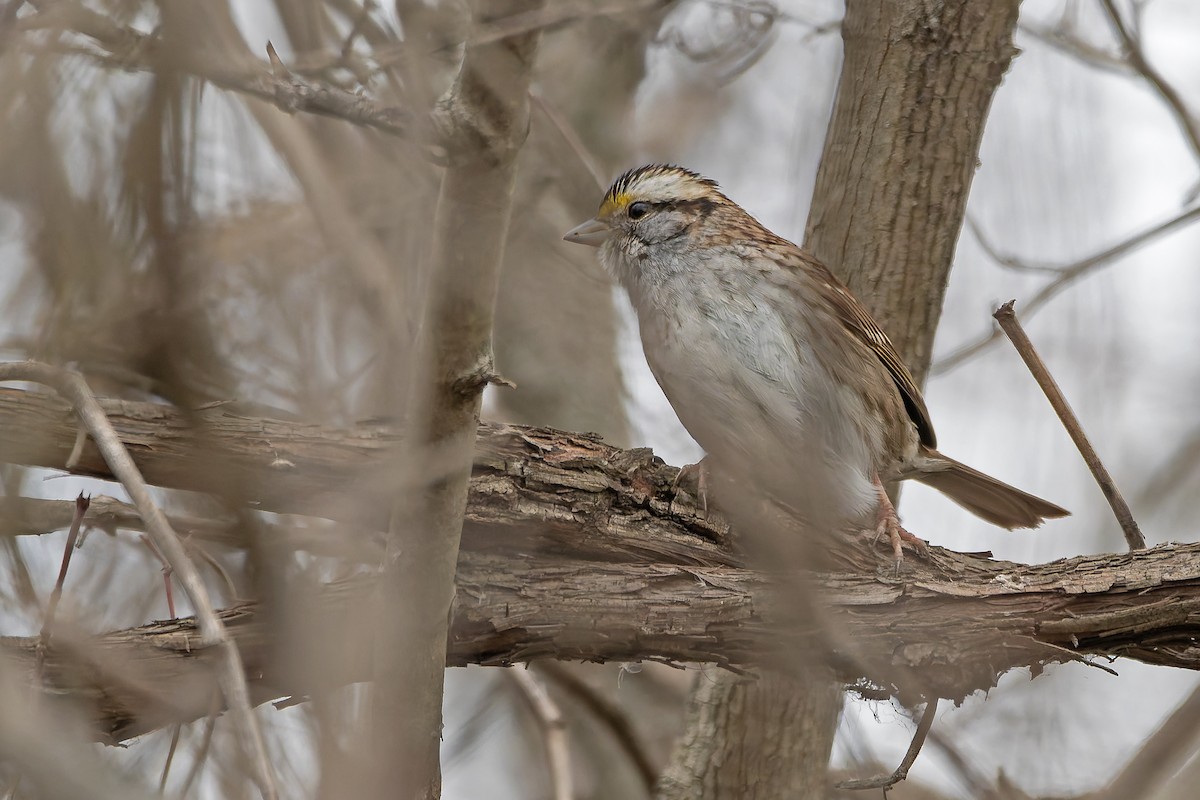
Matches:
[802,255,937,449]
[708,205,938,449]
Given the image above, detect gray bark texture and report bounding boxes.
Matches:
[656,668,842,800]
[3,389,1200,745]
[806,0,1023,378]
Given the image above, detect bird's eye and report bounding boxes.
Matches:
[628,201,650,220]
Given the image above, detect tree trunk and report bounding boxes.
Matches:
[806,0,1022,371]
[660,1,1022,797]
[370,2,546,797]
[657,669,840,800]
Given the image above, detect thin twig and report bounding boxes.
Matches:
[937,203,1200,373]
[1100,0,1200,168]
[184,539,239,605]
[531,92,607,192]
[992,302,1145,550]
[139,534,176,619]
[159,723,182,793]
[965,216,1060,275]
[537,662,657,793]
[338,0,374,61]
[510,667,574,800]
[19,1,435,151]
[66,426,88,469]
[835,700,937,791]
[468,0,658,48]
[0,362,278,800]
[178,692,222,800]
[923,724,1003,800]
[39,492,90,645]
[1019,20,1132,75]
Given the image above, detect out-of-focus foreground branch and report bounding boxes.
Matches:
[371,0,546,795]
[18,0,431,144]
[15,0,651,161]
[4,385,1200,742]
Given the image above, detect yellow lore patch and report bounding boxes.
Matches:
[598,192,632,219]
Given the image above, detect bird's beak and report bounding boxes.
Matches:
[562,217,608,248]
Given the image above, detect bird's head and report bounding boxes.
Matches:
[563,165,729,255]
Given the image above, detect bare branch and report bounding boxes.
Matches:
[19,0,438,150]
[370,1,547,795]
[0,384,729,561]
[936,203,1200,373]
[834,701,936,791]
[1099,0,1200,169]
[0,363,277,800]
[993,301,1145,550]
[10,540,1200,742]
[6,384,1200,736]
[510,667,574,800]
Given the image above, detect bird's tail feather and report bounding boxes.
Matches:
[913,449,1069,530]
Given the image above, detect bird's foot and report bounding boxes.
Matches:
[872,478,927,574]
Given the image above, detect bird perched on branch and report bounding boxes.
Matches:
[564,164,1067,564]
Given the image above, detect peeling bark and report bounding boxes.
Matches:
[6,539,1200,743]
[3,387,1200,742]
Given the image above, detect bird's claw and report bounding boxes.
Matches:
[872,478,927,574]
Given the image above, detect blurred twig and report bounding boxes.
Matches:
[159,723,182,794]
[537,661,658,793]
[1137,425,1200,509]
[510,667,575,800]
[532,92,607,191]
[20,0,669,163]
[19,0,437,149]
[937,203,1200,373]
[470,0,660,48]
[0,495,382,560]
[0,361,278,800]
[1099,0,1200,169]
[137,534,176,618]
[1018,20,1131,74]
[924,724,1004,799]
[835,701,936,791]
[178,692,221,799]
[370,1,547,795]
[993,302,1145,550]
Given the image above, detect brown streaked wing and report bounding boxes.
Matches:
[787,248,937,449]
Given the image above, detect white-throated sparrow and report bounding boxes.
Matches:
[564,164,1067,560]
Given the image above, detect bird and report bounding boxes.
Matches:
[563,164,1068,563]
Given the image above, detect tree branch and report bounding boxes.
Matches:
[0,365,277,799]
[20,0,442,149]
[7,539,1200,743]
[0,386,729,562]
[4,388,1200,741]
[370,0,546,794]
